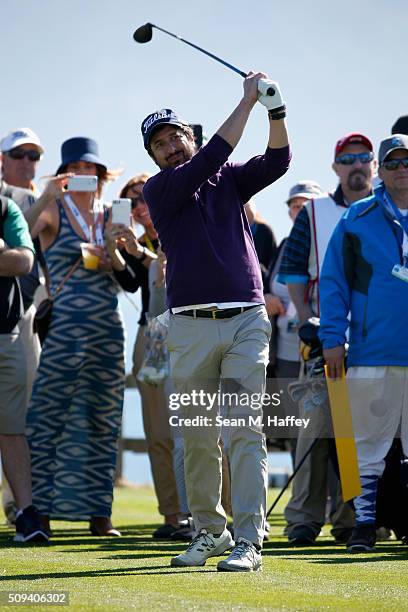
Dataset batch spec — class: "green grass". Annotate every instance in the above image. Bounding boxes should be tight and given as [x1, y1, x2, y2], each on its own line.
[1, 486, 408, 611]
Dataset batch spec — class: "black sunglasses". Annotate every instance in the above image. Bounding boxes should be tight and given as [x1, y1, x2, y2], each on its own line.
[335, 152, 374, 165]
[6, 148, 42, 162]
[381, 158, 408, 171]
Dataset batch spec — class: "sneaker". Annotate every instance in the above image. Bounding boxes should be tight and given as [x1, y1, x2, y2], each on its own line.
[347, 524, 376, 553]
[153, 523, 178, 539]
[227, 522, 270, 542]
[14, 505, 49, 543]
[332, 527, 353, 544]
[171, 518, 195, 542]
[288, 525, 316, 546]
[171, 528, 234, 567]
[217, 537, 262, 572]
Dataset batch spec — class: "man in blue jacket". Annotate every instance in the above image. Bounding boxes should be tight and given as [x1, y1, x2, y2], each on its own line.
[320, 134, 408, 552]
[141, 71, 290, 571]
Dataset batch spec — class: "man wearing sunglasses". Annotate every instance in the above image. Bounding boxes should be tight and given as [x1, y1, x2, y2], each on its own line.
[278, 133, 376, 547]
[0, 127, 44, 327]
[1, 128, 43, 193]
[0, 128, 44, 526]
[320, 134, 408, 552]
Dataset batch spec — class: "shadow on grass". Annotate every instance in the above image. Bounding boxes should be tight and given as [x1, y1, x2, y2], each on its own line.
[261, 541, 408, 562]
[3, 518, 407, 567]
[60, 540, 185, 549]
[0, 522, 187, 547]
[0, 522, 193, 558]
[0, 537, 187, 556]
[307, 545, 408, 564]
[1, 565, 213, 581]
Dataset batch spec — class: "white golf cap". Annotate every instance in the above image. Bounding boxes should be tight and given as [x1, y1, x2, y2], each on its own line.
[0, 127, 44, 154]
[286, 180, 324, 203]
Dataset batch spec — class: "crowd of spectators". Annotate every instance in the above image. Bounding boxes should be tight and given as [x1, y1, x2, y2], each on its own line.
[1, 101, 407, 567]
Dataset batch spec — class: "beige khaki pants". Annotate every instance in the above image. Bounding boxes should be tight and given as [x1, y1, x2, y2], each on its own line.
[2, 306, 41, 509]
[284, 436, 355, 538]
[167, 305, 270, 547]
[132, 325, 179, 516]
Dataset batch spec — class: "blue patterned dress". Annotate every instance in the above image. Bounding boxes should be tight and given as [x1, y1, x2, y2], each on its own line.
[27, 200, 125, 519]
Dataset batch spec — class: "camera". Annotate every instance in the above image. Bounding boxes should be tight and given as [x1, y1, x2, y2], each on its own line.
[67, 175, 98, 192]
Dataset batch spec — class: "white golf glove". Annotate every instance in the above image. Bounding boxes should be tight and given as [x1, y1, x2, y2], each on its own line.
[257, 79, 286, 117]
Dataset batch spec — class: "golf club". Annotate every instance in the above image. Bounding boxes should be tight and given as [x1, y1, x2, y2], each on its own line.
[133, 22, 275, 95]
[266, 438, 319, 519]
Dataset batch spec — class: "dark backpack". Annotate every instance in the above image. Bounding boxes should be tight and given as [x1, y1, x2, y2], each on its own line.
[0, 196, 24, 333]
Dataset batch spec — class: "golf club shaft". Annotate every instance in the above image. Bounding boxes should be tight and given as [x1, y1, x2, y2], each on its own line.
[265, 438, 319, 519]
[151, 23, 247, 78]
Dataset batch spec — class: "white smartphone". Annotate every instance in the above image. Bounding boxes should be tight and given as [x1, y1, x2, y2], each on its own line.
[67, 175, 98, 192]
[111, 198, 131, 225]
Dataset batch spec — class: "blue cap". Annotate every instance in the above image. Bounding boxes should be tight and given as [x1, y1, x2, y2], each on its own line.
[57, 137, 107, 174]
[378, 134, 408, 165]
[141, 109, 187, 150]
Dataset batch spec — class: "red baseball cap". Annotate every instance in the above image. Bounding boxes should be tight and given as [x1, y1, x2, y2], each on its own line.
[335, 133, 373, 158]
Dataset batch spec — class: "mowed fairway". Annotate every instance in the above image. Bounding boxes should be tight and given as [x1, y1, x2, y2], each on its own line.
[1, 486, 408, 611]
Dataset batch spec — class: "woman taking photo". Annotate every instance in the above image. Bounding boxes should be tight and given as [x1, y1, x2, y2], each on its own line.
[25, 137, 148, 536]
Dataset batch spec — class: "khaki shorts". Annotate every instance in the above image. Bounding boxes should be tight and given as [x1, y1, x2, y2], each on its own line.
[0, 333, 28, 434]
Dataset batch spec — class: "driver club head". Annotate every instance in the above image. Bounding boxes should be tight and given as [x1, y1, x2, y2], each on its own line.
[133, 23, 153, 43]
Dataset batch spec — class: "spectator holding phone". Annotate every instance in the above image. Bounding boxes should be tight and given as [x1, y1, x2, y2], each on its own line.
[105, 174, 183, 540]
[24, 137, 127, 537]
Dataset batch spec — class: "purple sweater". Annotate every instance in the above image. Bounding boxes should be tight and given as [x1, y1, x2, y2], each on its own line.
[143, 134, 290, 308]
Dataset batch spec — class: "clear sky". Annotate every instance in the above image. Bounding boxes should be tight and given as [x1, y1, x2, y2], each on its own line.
[1, 0, 407, 241]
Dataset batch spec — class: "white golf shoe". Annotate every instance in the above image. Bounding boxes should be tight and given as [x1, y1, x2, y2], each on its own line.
[217, 537, 262, 572]
[171, 528, 234, 567]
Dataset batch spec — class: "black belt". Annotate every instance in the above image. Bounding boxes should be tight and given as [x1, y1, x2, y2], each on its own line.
[174, 305, 258, 320]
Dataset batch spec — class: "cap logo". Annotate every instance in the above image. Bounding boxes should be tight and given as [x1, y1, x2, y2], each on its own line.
[143, 110, 173, 134]
[12, 130, 30, 139]
[391, 137, 403, 147]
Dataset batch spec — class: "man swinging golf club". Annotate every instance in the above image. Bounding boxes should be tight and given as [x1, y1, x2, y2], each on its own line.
[141, 71, 290, 571]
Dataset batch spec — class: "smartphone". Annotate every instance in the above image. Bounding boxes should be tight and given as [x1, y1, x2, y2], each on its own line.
[67, 175, 98, 192]
[111, 198, 131, 225]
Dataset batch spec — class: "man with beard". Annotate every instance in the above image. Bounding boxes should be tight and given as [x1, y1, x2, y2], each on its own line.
[278, 133, 376, 546]
[320, 134, 408, 552]
[141, 71, 290, 571]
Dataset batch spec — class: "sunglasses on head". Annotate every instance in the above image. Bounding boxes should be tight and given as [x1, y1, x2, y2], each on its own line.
[381, 157, 408, 171]
[6, 148, 42, 162]
[335, 152, 374, 165]
[130, 195, 145, 209]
